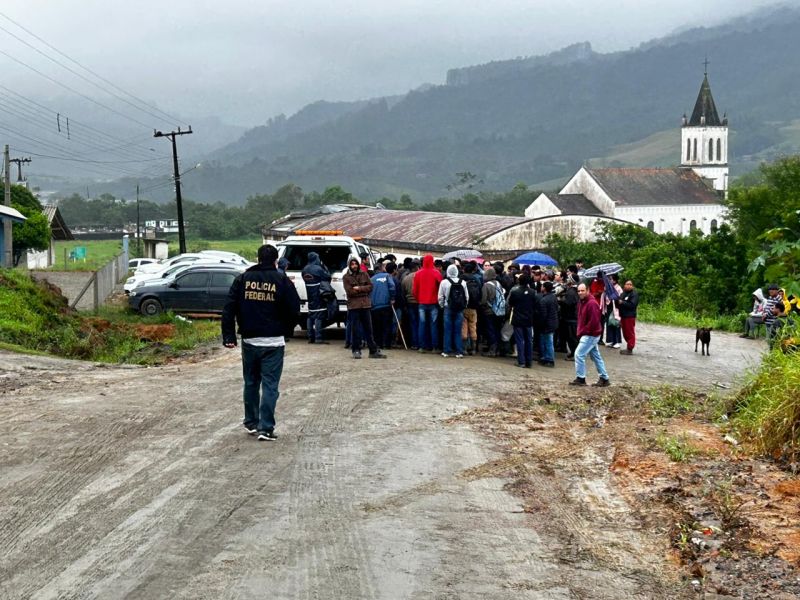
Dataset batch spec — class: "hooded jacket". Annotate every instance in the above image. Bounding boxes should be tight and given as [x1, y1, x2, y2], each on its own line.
[538, 290, 559, 333]
[401, 270, 418, 304]
[222, 263, 300, 344]
[301, 252, 331, 311]
[508, 284, 536, 327]
[343, 257, 373, 310]
[749, 288, 766, 317]
[480, 268, 503, 316]
[438, 264, 469, 310]
[412, 255, 442, 305]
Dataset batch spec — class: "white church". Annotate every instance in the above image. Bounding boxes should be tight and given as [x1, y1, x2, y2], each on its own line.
[525, 72, 729, 236]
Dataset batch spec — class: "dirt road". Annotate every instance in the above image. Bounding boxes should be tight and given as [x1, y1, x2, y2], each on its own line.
[0, 324, 764, 599]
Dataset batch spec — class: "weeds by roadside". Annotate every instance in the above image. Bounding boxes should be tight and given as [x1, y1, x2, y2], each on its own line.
[656, 433, 701, 462]
[638, 302, 746, 333]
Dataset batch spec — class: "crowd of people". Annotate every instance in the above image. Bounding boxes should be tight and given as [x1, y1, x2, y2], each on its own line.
[302, 251, 641, 387]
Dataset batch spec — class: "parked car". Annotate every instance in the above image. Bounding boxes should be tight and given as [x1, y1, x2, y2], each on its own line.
[125, 257, 246, 294]
[132, 251, 250, 276]
[276, 233, 374, 326]
[128, 264, 246, 316]
[128, 258, 158, 270]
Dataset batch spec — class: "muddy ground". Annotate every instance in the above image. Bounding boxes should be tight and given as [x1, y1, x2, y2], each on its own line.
[0, 323, 792, 599]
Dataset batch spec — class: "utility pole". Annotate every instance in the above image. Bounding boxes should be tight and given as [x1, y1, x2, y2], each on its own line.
[3, 145, 11, 268]
[10, 157, 32, 184]
[153, 126, 192, 254]
[136, 183, 141, 256]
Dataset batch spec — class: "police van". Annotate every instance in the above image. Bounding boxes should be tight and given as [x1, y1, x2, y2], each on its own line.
[275, 231, 375, 326]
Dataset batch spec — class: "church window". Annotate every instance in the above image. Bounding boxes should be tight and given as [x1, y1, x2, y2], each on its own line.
[716, 138, 722, 161]
[647, 221, 655, 231]
[693, 139, 697, 161]
[710, 219, 718, 232]
[686, 139, 691, 161]
[709, 139, 714, 161]
[690, 220, 697, 232]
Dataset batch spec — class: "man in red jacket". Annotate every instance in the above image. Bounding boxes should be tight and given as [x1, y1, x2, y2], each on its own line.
[570, 283, 610, 387]
[412, 254, 443, 352]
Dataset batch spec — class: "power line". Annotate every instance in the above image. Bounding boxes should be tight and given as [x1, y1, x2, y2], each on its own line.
[0, 10, 187, 127]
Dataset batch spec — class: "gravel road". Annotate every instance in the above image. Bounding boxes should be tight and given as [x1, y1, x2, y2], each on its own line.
[0, 324, 764, 599]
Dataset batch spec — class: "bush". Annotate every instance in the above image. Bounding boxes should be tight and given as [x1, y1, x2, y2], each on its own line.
[731, 335, 800, 461]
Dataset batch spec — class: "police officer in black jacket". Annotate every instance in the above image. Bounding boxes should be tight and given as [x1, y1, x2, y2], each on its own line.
[222, 244, 300, 441]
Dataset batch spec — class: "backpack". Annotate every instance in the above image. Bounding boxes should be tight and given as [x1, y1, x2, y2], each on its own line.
[465, 277, 481, 309]
[447, 278, 468, 312]
[489, 281, 507, 317]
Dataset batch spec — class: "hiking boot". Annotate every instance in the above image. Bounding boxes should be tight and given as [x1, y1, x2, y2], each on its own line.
[257, 430, 278, 441]
[243, 423, 258, 436]
[352, 350, 362, 359]
[369, 350, 387, 359]
[569, 377, 587, 386]
[592, 377, 610, 387]
[619, 349, 633, 355]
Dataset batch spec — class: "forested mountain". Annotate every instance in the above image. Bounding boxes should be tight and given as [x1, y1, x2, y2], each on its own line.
[80, 4, 800, 205]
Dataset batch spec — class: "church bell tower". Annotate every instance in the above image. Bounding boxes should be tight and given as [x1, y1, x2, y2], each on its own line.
[680, 64, 729, 194]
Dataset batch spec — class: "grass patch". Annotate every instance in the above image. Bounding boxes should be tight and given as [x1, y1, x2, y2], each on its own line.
[656, 433, 701, 462]
[47, 239, 126, 271]
[638, 301, 745, 333]
[648, 385, 698, 419]
[1, 269, 220, 364]
[731, 341, 800, 461]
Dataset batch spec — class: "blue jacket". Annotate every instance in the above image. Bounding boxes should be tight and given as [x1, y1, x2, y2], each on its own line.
[301, 252, 331, 311]
[370, 271, 396, 309]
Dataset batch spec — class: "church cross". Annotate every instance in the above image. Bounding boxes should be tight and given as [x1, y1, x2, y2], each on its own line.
[703, 57, 710, 76]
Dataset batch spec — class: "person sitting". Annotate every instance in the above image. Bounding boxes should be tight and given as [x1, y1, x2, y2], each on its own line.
[740, 288, 767, 339]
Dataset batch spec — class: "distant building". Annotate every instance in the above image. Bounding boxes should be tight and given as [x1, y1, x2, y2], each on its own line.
[525, 71, 729, 236]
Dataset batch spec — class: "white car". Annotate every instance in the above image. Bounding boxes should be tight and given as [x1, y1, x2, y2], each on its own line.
[276, 234, 374, 326]
[133, 251, 250, 276]
[128, 258, 158, 270]
[125, 255, 250, 294]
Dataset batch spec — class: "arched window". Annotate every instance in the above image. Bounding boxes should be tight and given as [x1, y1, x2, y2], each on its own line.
[709, 139, 714, 161]
[716, 138, 722, 161]
[690, 220, 697, 232]
[710, 219, 718, 232]
[686, 139, 691, 161]
[693, 138, 698, 161]
[647, 221, 655, 231]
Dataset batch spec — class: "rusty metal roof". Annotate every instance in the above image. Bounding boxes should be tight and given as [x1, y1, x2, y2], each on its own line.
[266, 208, 531, 250]
[587, 168, 721, 206]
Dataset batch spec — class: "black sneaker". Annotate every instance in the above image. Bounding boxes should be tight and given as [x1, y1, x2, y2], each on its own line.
[243, 423, 258, 435]
[569, 377, 587, 386]
[592, 377, 610, 387]
[258, 430, 278, 441]
[352, 350, 362, 359]
[307, 339, 315, 344]
[369, 350, 387, 359]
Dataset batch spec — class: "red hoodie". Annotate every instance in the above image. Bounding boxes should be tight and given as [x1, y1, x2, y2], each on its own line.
[412, 254, 442, 305]
[577, 294, 603, 338]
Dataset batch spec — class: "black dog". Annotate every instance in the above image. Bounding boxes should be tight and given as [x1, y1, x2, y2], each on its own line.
[695, 327, 712, 356]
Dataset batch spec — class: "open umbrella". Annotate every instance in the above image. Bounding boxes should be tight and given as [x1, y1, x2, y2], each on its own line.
[513, 251, 558, 267]
[583, 262, 624, 278]
[442, 249, 482, 261]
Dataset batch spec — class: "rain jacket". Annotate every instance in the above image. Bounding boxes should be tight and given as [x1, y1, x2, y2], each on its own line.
[401, 271, 418, 305]
[301, 252, 331, 312]
[508, 284, 536, 327]
[412, 255, 442, 305]
[618, 287, 639, 318]
[749, 288, 766, 317]
[370, 270, 396, 309]
[538, 290, 560, 333]
[480, 268, 503, 316]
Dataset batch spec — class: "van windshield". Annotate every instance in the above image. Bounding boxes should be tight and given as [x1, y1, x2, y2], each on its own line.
[282, 245, 352, 273]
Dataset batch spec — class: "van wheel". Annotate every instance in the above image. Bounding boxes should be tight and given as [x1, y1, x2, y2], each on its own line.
[140, 298, 163, 316]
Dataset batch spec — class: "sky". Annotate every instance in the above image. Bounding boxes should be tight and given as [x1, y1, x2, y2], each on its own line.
[0, 0, 791, 129]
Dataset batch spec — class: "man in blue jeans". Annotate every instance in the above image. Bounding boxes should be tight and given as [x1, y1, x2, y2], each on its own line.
[412, 254, 443, 352]
[437, 264, 468, 357]
[222, 244, 300, 441]
[570, 283, 610, 387]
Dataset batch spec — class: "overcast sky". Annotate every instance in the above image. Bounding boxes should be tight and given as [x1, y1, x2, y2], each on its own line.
[0, 0, 792, 128]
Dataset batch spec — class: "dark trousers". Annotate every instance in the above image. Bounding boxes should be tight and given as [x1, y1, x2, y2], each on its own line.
[371, 306, 393, 348]
[241, 343, 285, 433]
[348, 308, 377, 353]
[513, 326, 532, 366]
[405, 304, 419, 348]
[563, 320, 578, 355]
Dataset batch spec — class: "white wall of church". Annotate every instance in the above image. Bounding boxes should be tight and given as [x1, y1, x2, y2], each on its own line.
[559, 168, 614, 215]
[524, 193, 560, 218]
[614, 204, 727, 235]
[681, 125, 728, 191]
[482, 215, 623, 249]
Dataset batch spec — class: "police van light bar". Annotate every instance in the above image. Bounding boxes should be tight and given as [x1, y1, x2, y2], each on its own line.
[294, 230, 344, 236]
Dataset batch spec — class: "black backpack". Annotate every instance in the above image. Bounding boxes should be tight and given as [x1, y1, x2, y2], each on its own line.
[447, 278, 468, 312]
[465, 277, 481, 309]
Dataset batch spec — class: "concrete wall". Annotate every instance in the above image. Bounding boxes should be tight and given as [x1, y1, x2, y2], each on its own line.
[481, 215, 622, 249]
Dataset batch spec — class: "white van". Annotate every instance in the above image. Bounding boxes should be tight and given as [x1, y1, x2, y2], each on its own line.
[276, 233, 375, 326]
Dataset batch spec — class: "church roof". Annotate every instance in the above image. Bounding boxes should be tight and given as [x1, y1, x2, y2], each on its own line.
[586, 168, 721, 206]
[688, 74, 722, 127]
[548, 193, 603, 216]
